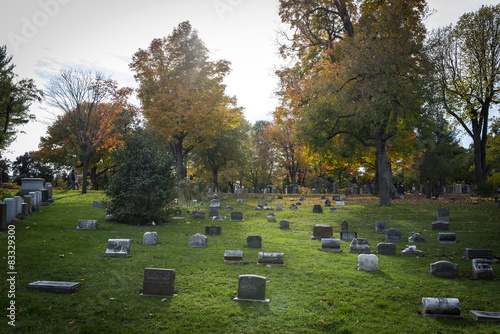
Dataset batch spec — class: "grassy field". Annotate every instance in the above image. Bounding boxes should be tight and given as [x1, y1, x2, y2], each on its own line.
[1, 190, 499, 333]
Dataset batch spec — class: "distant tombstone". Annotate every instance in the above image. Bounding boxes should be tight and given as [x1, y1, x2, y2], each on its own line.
[212, 216, 227, 221]
[437, 208, 450, 222]
[349, 238, 371, 254]
[289, 204, 298, 211]
[265, 198, 272, 203]
[27, 281, 81, 294]
[275, 204, 283, 211]
[92, 201, 103, 208]
[104, 239, 131, 257]
[279, 220, 290, 230]
[421, 297, 461, 318]
[234, 274, 269, 302]
[209, 207, 219, 217]
[142, 268, 176, 297]
[20, 202, 28, 217]
[465, 248, 494, 259]
[472, 258, 494, 280]
[438, 233, 456, 244]
[312, 205, 323, 213]
[76, 220, 97, 230]
[224, 205, 233, 211]
[340, 230, 357, 241]
[45, 183, 54, 202]
[336, 201, 345, 206]
[23, 195, 32, 215]
[105, 214, 117, 222]
[191, 210, 205, 220]
[324, 199, 331, 207]
[430, 261, 459, 279]
[3, 198, 15, 223]
[204, 225, 221, 236]
[469, 310, 500, 323]
[236, 199, 243, 204]
[0, 203, 7, 231]
[246, 235, 262, 248]
[258, 252, 285, 266]
[230, 211, 244, 221]
[377, 243, 396, 256]
[29, 192, 37, 211]
[19, 178, 44, 195]
[463, 184, 471, 193]
[385, 228, 401, 243]
[312, 224, 333, 240]
[13, 196, 22, 218]
[189, 233, 207, 248]
[432, 221, 449, 230]
[143, 232, 158, 245]
[375, 221, 386, 233]
[340, 220, 348, 231]
[299, 196, 305, 201]
[224, 250, 244, 264]
[357, 254, 378, 272]
[266, 212, 276, 222]
[330, 208, 337, 213]
[408, 232, 426, 244]
[209, 201, 221, 209]
[321, 238, 341, 252]
[401, 245, 422, 257]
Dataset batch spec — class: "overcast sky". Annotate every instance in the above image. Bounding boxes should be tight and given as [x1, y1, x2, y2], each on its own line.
[0, 0, 498, 161]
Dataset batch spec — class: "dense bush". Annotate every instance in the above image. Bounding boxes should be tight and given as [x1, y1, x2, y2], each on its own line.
[104, 130, 178, 224]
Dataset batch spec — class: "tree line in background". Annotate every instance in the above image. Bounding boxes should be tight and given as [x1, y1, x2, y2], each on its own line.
[0, 2, 499, 214]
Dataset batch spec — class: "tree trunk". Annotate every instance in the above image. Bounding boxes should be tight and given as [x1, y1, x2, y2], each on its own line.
[81, 161, 89, 194]
[169, 141, 186, 182]
[91, 166, 98, 190]
[376, 139, 391, 206]
[473, 137, 487, 186]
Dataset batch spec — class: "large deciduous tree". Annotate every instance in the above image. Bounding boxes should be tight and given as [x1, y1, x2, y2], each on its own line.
[427, 4, 500, 187]
[129, 21, 242, 182]
[0, 45, 42, 150]
[44, 69, 133, 194]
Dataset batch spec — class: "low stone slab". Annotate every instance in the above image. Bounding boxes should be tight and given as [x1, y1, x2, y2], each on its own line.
[430, 261, 459, 279]
[103, 239, 132, 257]
[224, 250, 244, 264]
[321, 238, 341, 252]
[421, 297, 461, 318]
[27, 281, 81, 294]
[340, 230, 357, 241]
[335, 201, 345, 206]
[469, 310, 500, 323]
[205, 226, 222, 236]
[349, 238, 371, 254]
[234, 274, 269, 303]
[465, 248, 494, 259]
[191, 210, 205, 220]
[142, 268, 176, 297]
[377, 243, 396, 256]
[76, 220, 97, 230]
[258, 252, 285, 266]
[230, 211, 243, 221]
[438, 233, 456, 244]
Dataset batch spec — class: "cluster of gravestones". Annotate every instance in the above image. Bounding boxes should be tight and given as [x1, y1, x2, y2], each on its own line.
[0, 178, 54, 231]
[24, 196, 499, 320]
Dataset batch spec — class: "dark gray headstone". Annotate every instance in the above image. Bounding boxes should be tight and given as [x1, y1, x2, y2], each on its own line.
[266, 212, 276, 222]
[312, 205, 323, 213]
[465, 248, 494, 259]
[472, 258, 494, 280]
[432, 220, 449, 230]
[205, 225, 222, 236]
[408, 232, 426, 244]
[321, 238, 341, 252]
[76, 220, 97, 230]
[438, 233, 456, 243]
[246, 235, 262, 248]
[340, 220, 348, 231]
[430, 261, 459, 279]
[289, 204, 298, 211]
[209, 207, 219, 217]
[437, 208, 450, 222]
[142, 268, 176, 297]
[230, 211, 243, 221]
[375, 221, 386, 233]
[192, 210, 205, 220]
[258, 252, 285, 265]
[235, 274, 269, 302]
[189, 233, 207, 248]
[0, 203, 7, 231]
[275, 204, 283, 211]
[340, 230, 357, 241]
[279, 220, 289, 230]
[330, 208, 337, 213]
[385, 228, 401, 243]
[377, 243, 396, 256]
[349, 238, 371, 254]
[312, 225, 333, 240]
[27, 281, 81, 294]
[469, 310, 500, 323]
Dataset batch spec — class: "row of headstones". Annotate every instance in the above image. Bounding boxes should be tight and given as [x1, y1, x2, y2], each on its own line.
[0, 189, 52, 231]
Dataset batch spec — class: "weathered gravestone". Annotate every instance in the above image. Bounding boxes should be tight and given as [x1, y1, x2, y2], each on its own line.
[430, 261, 459, 279]
[224, 205, 233, 211]
[230, 211, 243, 221]
[377, 243, 396, 256]
[321, 238, 341, 252]
[142, 268, 176, 297]
[330, 208, 337, 213]
[276, 204, 283, 211]
[312, 224, 333, 240]
[438, 232, 456, 243]
[143, 232, 158, 245]
[236, 199, 243, 204]
[13, 196, 22, 218]
[209, 207, 219, 218]
[324, 199, 331, 207]
[408, 232, 426, 243]
[246, 235, 262, 248]
[437, 208, 450, 222]
[210, 201, 221, 209]
[401, 245, 422, 257]
[192, 210, 205, 220]
[189, 233, 207, 248]
[375, 221, 386, 233]
[349, 238, 371, 254]
[224, 250, 244, 264]
[267, 212, 276, 222]
[432, 220, 450, 230]
[92, 201, 103, 208]
[312, 205, 323, 213]
[3, 198, 15, 224]
[27, 281, 81, 294]
[23, 195, 32, 215]
[336, 201, 345, 206]
[386, 228, 401, 243]
[299, 196, 305, 201]
[234, 274, 269, 302]
[465, 248, 494, 259]
[0, 203, 7, 231]
[340, 230, 357, 241]
[104, 239, 132, 257]
[472, 258, 494, 280]
[258, 252, 285, 266]
[289, 204, 298, 211]
[469, 310, 500, 323]
[76, 220, 97, 230]
[358, 254, 378, 272]
[279, 220, 289, 230]
[340, 220, 348, 231]
[204, 226, 222, 236]
[421, 297, 461, 318]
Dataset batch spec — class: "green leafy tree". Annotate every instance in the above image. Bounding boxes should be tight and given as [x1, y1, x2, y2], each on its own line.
[11, 151, 54, 184]
[427, 4, 500, 187]
[0, 45, 42, 149]
[105, 130, 178, 225]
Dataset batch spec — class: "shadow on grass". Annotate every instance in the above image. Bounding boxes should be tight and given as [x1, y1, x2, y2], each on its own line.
[235, 300, 272, 314]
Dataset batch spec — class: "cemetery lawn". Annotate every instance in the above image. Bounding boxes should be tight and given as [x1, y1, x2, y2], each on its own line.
[2, 191, 500, 334]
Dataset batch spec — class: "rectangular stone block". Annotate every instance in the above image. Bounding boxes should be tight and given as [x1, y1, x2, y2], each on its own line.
[235, 274, 269, 302]
[142, 268, 176, 297]
[465, 248, 494, 259]
[27, 281, 81, 294]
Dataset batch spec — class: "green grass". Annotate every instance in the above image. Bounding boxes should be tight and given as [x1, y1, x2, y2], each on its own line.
[1, 191, 499, 333]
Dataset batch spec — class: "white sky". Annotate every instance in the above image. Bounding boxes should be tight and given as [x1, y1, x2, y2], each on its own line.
[0, 0, 498, 162]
